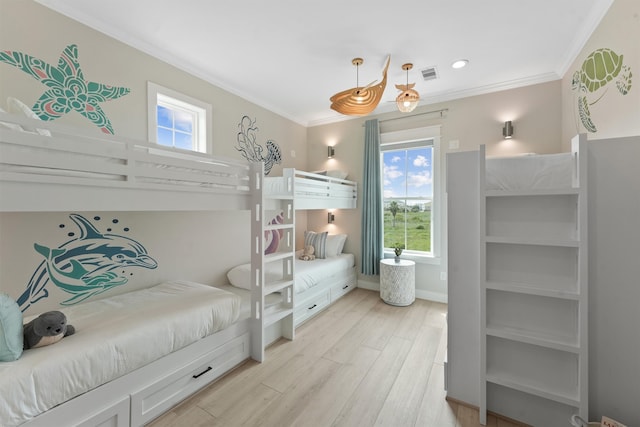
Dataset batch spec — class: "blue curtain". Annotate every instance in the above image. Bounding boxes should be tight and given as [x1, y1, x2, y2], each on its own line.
[361, 119, 383, 275]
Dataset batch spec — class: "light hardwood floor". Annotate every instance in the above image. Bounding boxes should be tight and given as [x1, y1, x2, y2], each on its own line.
[148, 288, 523, 427]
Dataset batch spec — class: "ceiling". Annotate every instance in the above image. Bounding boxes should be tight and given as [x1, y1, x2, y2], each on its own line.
[36, 0, 613, 127]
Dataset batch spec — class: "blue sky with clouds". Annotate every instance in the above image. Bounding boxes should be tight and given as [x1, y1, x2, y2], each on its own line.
[382, 147, 433, 200]
[157, 105, 193, 150]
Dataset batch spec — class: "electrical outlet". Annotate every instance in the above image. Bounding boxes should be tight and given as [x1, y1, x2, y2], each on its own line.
[440, 272, 447, 281]
[290, 150, 296, 158]
[448, 140, 459, 150]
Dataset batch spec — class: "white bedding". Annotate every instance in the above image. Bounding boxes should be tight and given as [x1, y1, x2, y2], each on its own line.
[485, 152, 573, 190]
[0, 280, 240, 427]
[227, 252, 355, 294]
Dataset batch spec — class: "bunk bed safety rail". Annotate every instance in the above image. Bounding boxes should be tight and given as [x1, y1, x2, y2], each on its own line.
[0, 112, 252, 211]
[290, 169, 357, 209]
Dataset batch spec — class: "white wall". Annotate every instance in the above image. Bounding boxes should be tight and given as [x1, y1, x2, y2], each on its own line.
[561, 0, 640, 146]
[0, 0, 310, 314]
[587, 136, 640, 426]
[0, 211, 251, 316]
[307, 81, 563, 302]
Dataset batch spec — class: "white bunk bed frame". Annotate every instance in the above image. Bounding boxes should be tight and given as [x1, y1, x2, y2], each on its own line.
[446, 135, 587, 426]
[249, 168, 357, 361]
[0, 111, 251, 213]
[0, 112, 358, 426]
[0, 113, 256, 427]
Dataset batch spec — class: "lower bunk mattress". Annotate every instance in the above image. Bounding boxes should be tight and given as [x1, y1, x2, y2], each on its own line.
[0, 280, 241, 427]
[226, 252, 355, 294]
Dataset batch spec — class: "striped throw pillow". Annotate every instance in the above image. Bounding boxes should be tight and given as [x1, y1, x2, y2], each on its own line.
[303, 230, 328, 259]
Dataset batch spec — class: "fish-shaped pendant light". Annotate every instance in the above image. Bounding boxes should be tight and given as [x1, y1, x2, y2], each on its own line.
[330, 56, 390, 116]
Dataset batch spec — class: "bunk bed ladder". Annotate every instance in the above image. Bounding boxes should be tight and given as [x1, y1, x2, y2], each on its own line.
[479, 136, 588, 425]
[250, 164, 296, 362]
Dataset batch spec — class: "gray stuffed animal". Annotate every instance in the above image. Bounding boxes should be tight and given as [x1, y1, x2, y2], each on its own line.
[23, 311, 75, 350]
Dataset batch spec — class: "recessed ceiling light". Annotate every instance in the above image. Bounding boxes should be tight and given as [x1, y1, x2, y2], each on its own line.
[451, 59, 469, 69]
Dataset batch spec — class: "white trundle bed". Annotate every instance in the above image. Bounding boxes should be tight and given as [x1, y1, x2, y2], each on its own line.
[228, 251, 357, 327]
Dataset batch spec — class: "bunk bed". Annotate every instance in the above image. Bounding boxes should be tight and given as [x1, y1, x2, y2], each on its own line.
[0, 112, 258, 427]
[446, 135, 587, 426]
[0, 111, 359, 425]
[248, 168, 358, 361]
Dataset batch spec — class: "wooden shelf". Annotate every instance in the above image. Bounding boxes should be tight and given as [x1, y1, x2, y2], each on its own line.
[485, 326, 579, 353]
[264, 305, 294, 327]
[485, 281, 579, 300]
[264, 223, 293, 231]
[264, 252, 294, 263]
[486, 373, 580, 407]
[485, 188, 579, 197]
[264, 279, 294, 296]
[485, 235, 579, 247]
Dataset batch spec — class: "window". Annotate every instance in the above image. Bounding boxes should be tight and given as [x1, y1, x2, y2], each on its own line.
[147, 82, 212, 153]
[381, 126, 440, 258]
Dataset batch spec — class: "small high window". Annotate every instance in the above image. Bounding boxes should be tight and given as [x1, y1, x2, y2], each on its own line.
[147, 82, 212, 153]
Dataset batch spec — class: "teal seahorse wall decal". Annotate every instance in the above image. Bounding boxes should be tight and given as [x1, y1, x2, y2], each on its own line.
[235, 116, 282, 175]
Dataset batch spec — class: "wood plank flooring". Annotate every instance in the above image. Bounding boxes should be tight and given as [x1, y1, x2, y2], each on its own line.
[148, 288, 523, 427]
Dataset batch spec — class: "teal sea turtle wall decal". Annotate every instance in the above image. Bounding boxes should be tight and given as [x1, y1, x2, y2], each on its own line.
[571, 48, 633, 133]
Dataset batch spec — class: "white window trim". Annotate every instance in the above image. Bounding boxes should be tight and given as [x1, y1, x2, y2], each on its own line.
[147, 81, 213, 154]
[380, 125, 442, 265]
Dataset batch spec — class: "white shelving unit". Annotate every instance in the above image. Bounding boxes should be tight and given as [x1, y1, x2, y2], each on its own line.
[250, 166, 295, 362]
[479, 135, 588, 426]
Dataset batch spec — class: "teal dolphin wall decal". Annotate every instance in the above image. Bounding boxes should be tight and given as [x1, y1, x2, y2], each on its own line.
[18, 214, 157, 311]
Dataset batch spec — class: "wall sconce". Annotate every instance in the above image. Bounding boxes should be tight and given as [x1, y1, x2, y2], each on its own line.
[503, 121, 514, 139]
[328, 146, 335, 158]
[327, 212, 335, 224]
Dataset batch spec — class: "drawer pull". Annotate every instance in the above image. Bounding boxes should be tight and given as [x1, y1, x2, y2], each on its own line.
[192, 366, 212, 379]
[308, 304, 317, 310]
[342, 285, 349, 290]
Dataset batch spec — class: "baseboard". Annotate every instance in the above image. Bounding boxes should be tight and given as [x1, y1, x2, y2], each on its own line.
[444, 397, 531, 427]
[416, 289, 448, 303]
[357, 280, 448, 304]
[356, 279, 379, 292]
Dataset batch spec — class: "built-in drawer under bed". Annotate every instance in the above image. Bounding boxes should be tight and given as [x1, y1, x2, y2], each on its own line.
[0, 280, 241, 427]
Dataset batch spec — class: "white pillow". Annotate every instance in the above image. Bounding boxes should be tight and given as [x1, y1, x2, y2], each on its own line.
[325, 234, 347, 257]
[227, 264, 251, 290]
[327, 170, 348, 180]
[6, 97, 51, 136]
[0, 106, 24, 132]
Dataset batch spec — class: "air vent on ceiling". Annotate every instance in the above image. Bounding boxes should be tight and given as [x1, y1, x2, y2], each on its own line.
[421, 66, 438, 81]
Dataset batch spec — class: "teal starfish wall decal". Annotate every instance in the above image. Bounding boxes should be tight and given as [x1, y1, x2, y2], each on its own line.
[0, 44, 130, 134]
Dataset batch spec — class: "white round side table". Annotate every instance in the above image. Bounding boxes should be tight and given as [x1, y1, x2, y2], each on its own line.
[379, 258, 416, 306]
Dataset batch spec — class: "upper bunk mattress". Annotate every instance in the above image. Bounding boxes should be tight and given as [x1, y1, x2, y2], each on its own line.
[0, 280, 240, 427]
[485, 152, 573, 190]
